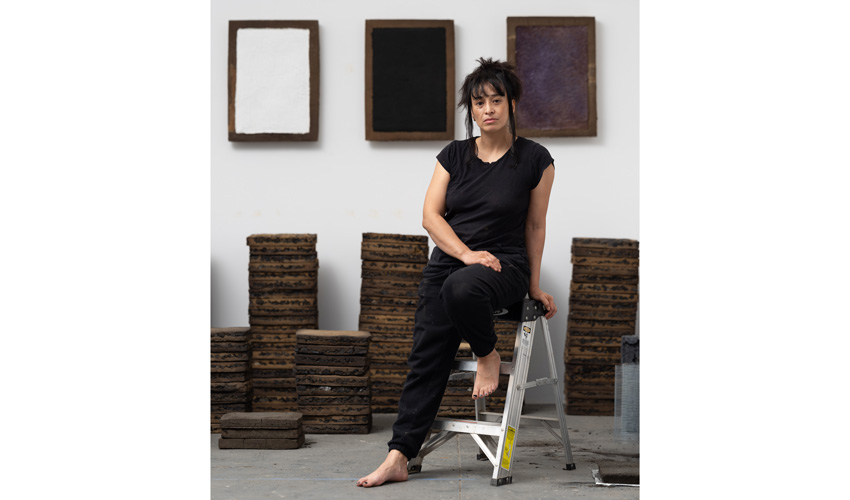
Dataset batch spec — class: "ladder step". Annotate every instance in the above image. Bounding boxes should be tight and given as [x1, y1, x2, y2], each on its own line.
[478, 411, 561, 423]
[431, 417, 502, 436]
[452, 359, 513, 375]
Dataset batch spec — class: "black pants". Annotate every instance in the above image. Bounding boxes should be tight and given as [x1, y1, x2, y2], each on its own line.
[387, 261, 529, 460]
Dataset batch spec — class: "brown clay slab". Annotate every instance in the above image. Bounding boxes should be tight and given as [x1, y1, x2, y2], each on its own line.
[211, 327, 250, 342]
[296, 404, 372, 416]
[220, 411, 302, 429]
[295, 374, 370, 387]
[297, 394, 371, 405]
[222, 428, 301, 439]
[295, 365, 368, 376]
[571, 237, 639, 249]
[295, 329, 371, 346]
[295, 344, 368, 356]
[218, 435, 304, 449]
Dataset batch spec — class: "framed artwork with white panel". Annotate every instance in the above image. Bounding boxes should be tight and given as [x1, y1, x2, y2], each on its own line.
[228, 20, 320, 141]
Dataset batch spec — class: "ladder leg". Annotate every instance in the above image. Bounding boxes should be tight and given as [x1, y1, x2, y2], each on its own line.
[540, 318, 576, 469]
[490, 318, 535, 486]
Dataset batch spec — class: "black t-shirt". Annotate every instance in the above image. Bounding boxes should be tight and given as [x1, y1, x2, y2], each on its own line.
[429, 136, 554, 271]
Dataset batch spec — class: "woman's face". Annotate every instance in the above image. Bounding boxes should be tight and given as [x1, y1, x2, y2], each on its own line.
[471, 83, 513, 134]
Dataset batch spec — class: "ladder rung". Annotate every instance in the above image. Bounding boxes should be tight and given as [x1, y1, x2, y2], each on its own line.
[452, 359, 513, 375]
[431, 417, 502, 436]
[478, 411, 560, 423]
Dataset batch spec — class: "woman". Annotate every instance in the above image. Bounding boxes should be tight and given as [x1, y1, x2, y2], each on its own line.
[357, 57, 557, 487]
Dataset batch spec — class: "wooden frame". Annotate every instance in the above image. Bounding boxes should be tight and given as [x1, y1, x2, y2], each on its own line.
[507, 17, 597, 137]
[365, 20, 455, 141]
[228, 20, 320, 142]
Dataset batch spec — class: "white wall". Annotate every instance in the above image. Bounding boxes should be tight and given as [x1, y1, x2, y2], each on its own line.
[211, 0, 639, 402]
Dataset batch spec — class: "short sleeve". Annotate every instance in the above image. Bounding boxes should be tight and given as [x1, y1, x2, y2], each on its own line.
[527, 141, 554, 189]
[436, 141, 458, 175]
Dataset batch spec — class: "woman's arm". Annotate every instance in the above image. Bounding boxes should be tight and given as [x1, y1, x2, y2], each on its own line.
[422, 161, 502, 272]
[525, 164, 557, 318]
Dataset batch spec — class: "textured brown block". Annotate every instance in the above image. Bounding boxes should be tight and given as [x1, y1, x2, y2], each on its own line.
[360, 287, 419, 299]
[252, 377, 296, 388]
[295, 344, 368, 356]
[571, 245, 639, 258]
[295, 365, 368, 377]
[361, 232, 428, 244]
[296, 385, 370, 396]
[571, 274, 639, 285]
[211, 341, 251, 353]
[296, 404, 372, 416]
[303, 423, 371, 434]
[252, 402, 299, 412]
[211, 372, 249, 383]
[596, 460, 639, 485]
[218, 435, 305, 449]
[252, 368, 296, 378]
[301, 414, 372, 425]
[295, 374, 370, 387]
[210, 361, 250, 373]
[211, 392, 252, 404]
[571, 256, 639, 267]
[568, 309, 637, 320]
[250, 316, 318, 328]
[295, 329, 371, 346]
[297, 394, 371, 405]
[212, 352, 250, 362]
[211, 327, 250, 342]
[571, 237, 639, 249]
[220, 411, 302, 429]
[210, 380, 252, 392]
[222, 428, 301, 439]
[294, 354, 367, 367]
[360, 294, 419, 308]
[569, 281, 639, 294]
[248, 261, 319, 273]
[247, 233, 317, 246]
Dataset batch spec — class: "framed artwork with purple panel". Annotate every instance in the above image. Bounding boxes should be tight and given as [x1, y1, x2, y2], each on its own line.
[507, 17, 597, 137]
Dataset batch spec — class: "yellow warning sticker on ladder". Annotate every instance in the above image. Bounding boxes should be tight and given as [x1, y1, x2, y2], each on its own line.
[501, 426, 517, 470]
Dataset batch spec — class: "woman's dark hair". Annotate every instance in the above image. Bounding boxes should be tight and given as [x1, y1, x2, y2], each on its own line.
[458, 57, 523, 167]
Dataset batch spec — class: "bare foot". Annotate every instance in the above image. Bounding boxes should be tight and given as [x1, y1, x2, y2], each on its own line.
[356, 449, 409, 487]
[472, 349, 501, 399]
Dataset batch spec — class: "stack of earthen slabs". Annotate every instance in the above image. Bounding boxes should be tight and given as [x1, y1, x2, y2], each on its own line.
[218, 412, 304, 450]
[295, 329, 372, 434]
[211, 327, 252, 433]
[564, 237, 639, 416]
[357, 233, 428, 413]
[247, 234, 319, 413]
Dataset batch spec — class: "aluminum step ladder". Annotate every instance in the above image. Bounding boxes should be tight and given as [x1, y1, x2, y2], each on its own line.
[407, 297, 576, 486]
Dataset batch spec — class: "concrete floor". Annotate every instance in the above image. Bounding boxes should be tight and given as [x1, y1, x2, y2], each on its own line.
[211, 407, 639, 499]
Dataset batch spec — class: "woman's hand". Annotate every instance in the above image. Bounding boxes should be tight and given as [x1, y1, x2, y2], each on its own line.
[460, 250, 501, 272]
[529, 286, 557, 319]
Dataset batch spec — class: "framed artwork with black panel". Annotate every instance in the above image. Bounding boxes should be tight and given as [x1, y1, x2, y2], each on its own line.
[365, 20, 455, 141]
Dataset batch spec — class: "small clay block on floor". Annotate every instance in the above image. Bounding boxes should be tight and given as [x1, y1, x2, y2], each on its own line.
[218, 435, 305, 450]
[295, 329, 371, 346]
[222, 428, 301, 439]
[220, 411, 302, 430]
[596, 460, 639, 485]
